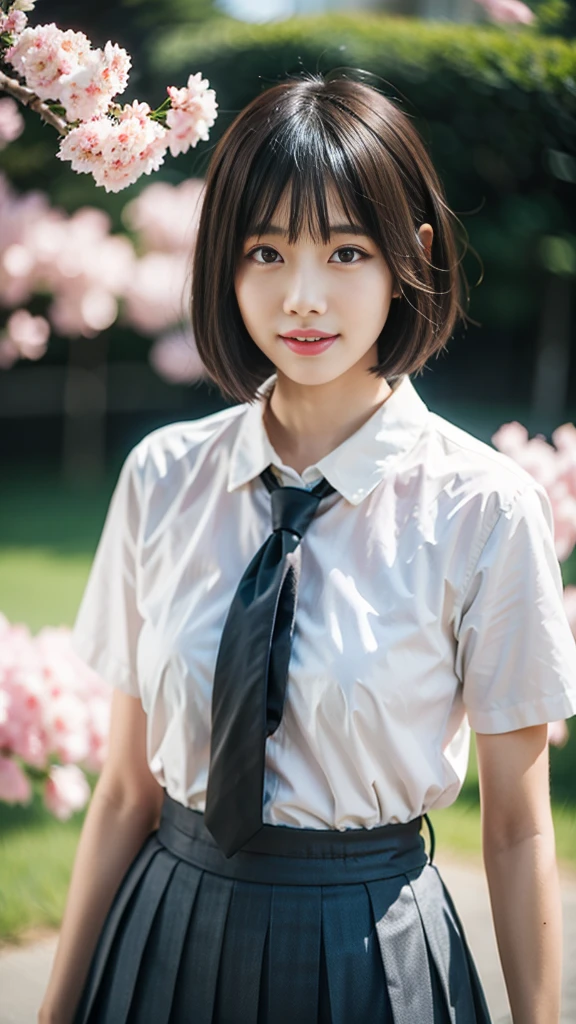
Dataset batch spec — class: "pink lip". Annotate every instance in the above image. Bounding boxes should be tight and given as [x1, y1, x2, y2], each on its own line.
[280, 330, 337, 339]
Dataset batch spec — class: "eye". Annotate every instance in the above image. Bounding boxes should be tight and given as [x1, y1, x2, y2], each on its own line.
[330, 246, 368, 264]
[247, 246, 282, 264]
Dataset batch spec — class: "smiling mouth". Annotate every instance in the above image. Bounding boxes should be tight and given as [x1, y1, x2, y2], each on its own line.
[281, 334, 339, 342]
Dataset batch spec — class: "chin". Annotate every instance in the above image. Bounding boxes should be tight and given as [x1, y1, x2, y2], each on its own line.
[279, 364, 350, 387]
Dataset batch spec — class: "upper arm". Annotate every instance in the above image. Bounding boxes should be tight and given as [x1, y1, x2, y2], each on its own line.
[96, 689, 164, 827]
[70, 445, 145, 700]
[476, 725, 553, 853]
[455, 484, 576, 734]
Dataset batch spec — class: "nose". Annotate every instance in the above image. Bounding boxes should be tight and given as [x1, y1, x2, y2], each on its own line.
[282, 266, 328, 318]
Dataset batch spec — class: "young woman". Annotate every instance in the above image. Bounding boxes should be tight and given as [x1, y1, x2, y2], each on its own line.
[40, 74, 576, 1024]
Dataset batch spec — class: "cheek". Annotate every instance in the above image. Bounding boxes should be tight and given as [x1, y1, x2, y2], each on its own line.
[235, 273, 274, 326]
[334, 265, 392, 318]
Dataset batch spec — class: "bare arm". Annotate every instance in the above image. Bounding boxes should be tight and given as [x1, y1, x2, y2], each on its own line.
[476, 724, 562, 1024]
[39, 690, 165, 1024]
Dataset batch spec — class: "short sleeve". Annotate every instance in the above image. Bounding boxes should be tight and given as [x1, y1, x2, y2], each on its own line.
[70, 445, 144, 698]
[454, 483, 576, 733]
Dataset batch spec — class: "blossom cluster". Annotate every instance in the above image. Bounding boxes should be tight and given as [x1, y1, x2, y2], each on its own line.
[0, 171, 207, 380]
[5, 24, 130, 120]
[0, 307, 49, 366]
[0, 613, 112, 818]
[492, 421, 576, 563]
[0, 1, 218, 192]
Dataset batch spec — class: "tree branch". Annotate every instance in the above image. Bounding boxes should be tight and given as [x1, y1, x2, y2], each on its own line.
[0, 68, 68, 135]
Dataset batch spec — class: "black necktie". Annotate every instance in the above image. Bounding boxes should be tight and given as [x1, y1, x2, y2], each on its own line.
[204, 466, 337, 857]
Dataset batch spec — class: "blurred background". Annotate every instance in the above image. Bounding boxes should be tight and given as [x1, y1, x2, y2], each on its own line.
[1, 0, 576, 953]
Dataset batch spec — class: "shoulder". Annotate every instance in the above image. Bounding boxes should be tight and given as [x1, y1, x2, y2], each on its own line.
[125, 401, 248, 491]
[420, 410, 554, 554]
[426, 410, 550, 506]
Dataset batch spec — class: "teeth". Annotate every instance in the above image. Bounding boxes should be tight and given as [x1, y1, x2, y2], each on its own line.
[289, 336, 328, 341]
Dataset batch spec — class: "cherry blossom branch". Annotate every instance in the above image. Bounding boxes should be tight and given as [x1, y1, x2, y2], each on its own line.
[0, 2, 218, 192]
[0, 67, 67, 134]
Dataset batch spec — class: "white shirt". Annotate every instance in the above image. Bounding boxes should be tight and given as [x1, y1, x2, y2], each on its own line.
[71, 373, 576, 829]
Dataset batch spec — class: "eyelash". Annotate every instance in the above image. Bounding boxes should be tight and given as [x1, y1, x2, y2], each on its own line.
[245, 245, 369, 265]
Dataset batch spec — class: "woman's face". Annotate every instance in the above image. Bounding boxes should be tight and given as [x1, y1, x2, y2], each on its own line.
[234, 186, 400, 390]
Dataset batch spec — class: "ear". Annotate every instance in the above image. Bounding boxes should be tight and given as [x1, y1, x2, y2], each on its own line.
[417, 223, 434, 261]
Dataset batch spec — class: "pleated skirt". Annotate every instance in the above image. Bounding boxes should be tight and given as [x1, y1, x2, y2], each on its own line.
[73, 792, 493, 1024]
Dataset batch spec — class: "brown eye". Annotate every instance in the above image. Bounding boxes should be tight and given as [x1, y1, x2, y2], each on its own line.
[249, 246, 281, 264]
[261, 248, 279, 263]
[330, 247, 366, 265]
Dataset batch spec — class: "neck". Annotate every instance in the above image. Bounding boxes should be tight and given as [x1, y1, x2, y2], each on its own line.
[263, 365, 395, 477]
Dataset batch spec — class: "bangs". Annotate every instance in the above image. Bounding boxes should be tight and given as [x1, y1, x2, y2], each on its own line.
[237, 120, 377, 247]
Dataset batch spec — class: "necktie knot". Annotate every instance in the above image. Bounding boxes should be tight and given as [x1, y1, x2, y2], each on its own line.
[270, 486, 322, 539]
[261, 465, 337, 540]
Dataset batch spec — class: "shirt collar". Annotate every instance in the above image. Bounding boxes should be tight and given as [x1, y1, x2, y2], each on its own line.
[227, 372, 430, 506]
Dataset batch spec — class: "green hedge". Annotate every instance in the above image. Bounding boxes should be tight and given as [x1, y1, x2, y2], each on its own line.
[154, 14, 576, 98]
[152, 14, 576, 333]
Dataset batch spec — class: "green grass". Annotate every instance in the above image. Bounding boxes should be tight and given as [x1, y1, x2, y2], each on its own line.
[1, 467, 575, 943]
[0, 549, 92, 633]
[0, 786, 90, 943]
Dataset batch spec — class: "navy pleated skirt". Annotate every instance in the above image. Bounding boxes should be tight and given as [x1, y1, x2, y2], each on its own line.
[73, 792, 492, 1024]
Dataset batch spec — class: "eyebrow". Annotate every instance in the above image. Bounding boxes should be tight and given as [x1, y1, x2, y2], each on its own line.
[249, 223, 370, 238]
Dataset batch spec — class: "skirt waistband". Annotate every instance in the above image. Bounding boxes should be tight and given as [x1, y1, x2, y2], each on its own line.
[157, 793, 432, 885]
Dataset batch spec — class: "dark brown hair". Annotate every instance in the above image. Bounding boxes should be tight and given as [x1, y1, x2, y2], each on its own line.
[191, 72, 471, 403]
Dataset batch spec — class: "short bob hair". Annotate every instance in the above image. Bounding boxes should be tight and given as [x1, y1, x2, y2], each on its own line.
[192, 73, 470, 404]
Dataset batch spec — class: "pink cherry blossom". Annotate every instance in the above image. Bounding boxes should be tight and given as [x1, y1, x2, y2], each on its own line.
[5, 307, 49, 357]
[55, 116, 112, 175]
[0, 174, 136, 343]
[490, 421, 529, 455]
[0, 172, 55, 306]
[35, 626, 111, 773]
[149, 327, 206, 384]
[166, 72, 218, 157]
[122, 178, 205, 253]
[546, 486, 576, 562]
[49, 286, 117, 336]
[0, 613, 113, 813]
[0, 97, 25, 149]
[123, 251, 189, 334]
[104, 41, 132, 94]
[0, 756, 32, 804]
[57, 105, 169, 193]
[44, 763, 91, 820]
[492, 421, 576, 562]
[98, 101, 169, 191]
[0, 9, 28, 37]
[58, 41, 131, 122]
[0, 614, 50, 768]
[473, 0, 535, 23]
[552, 422, 576, 452]
[36, 206, 134, 336]
[5, 24, 91, 101]
[36, 627, 92, 765]
[0, 306, 50, 368]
